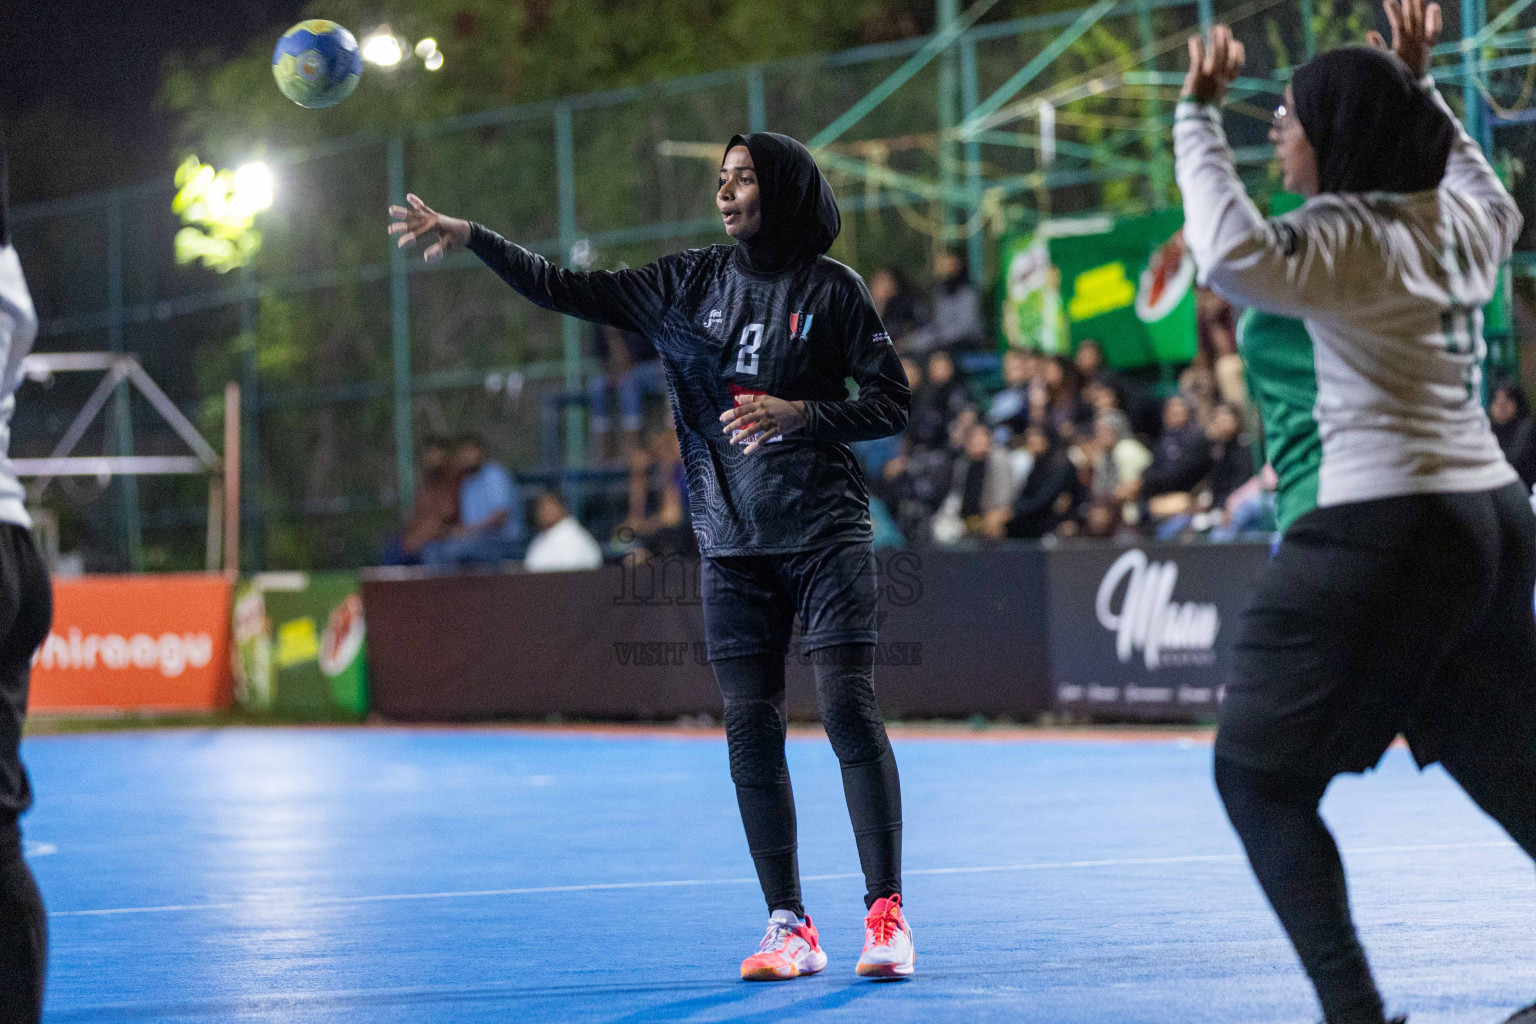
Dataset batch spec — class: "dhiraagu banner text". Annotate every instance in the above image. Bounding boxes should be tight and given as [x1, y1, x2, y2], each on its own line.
[998, 211, 1198, 368]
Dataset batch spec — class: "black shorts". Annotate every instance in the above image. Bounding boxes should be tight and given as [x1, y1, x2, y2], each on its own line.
[0, 524, 52, 822]
[702, 540, 879, 661]
[1217, 481, 1536, 779]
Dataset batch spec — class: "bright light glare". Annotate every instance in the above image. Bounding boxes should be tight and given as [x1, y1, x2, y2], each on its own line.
[424, 50, 444, 71]
[362, 32, 404, 67]
[415, 38, 438, 59]
[232, 163, 275, 216]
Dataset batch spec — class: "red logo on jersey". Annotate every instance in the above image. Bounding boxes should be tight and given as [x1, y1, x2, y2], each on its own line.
[789, 312, 814, 340]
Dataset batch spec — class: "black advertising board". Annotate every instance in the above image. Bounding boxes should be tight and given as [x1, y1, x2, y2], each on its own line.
[1044, 541, 1271, 719]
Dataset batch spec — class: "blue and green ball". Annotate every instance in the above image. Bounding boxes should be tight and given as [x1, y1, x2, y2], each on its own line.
[272, 20, 362, 109]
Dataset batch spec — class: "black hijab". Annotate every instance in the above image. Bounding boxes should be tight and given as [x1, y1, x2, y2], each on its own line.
[723, 132, 840, 274]
[1290, 46, 1454, 195]
[0, 134, 9, 248]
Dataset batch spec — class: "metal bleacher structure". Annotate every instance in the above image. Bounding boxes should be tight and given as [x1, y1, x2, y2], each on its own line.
[11, 0, 1535, 572]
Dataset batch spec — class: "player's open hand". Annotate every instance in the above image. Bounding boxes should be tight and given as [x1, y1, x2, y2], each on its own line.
[388, 194, 471, 263]
[719, 396, 808, 455]
[1366, 0, 1441, 78]
[1181, 24, 1245, 104]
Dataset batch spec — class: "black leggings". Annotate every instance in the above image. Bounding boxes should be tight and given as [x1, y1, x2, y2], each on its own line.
[715, 644, 901, 916]
[0, 821, 45, 1024]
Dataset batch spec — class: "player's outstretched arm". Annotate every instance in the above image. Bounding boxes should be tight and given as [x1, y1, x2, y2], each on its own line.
[388, 195, 675, 337]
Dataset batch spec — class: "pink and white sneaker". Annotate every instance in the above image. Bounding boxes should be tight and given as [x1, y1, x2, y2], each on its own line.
[856, 894, 914, 979]
[740, 909, 828, 981]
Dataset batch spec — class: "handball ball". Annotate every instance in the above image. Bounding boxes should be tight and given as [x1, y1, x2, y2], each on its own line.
[272, 20, 362, 109]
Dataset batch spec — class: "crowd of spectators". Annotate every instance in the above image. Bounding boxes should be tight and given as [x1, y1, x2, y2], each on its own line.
[849, 248, 1277, 547]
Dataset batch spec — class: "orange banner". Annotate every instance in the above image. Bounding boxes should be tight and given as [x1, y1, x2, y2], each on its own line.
[30, 574, 234, 712]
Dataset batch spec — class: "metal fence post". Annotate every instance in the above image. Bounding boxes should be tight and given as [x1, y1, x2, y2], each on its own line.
[387, 137, 415, 518]
[747, 66, 768, 133]
[1463, 0, 1487, 149]
[937, 0, 961, 250]
[960, 36, 986, 288]
[1197, 0, 1213, 35]
[1300, 0, 1317, 61]
[1137, 0, 1171, 208]
[554, 102, 586, 511]
[239, 263, 260, 572]
[106, 192, 143, 569]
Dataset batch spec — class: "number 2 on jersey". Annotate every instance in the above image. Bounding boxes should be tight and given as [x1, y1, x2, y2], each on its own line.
[735, 323, 765, 375]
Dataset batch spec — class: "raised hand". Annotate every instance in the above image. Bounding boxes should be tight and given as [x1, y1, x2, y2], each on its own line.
[1366, 0, 1442, 78]
[387, 194, 471, 263]
[1182, 24, 1246, 104]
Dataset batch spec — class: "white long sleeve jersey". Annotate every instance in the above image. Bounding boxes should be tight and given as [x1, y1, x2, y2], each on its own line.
[1173, 83, 1521, 515]
[0, 246, 36, 529]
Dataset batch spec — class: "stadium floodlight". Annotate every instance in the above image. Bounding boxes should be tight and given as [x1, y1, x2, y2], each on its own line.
[414, 38, 438, 59]
[362, 31, 404, 67]
[232, 162, 275, 217]
[424, 50, 444, 71]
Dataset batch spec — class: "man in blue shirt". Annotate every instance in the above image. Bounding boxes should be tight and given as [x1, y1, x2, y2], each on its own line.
[421, 435, 525, 566]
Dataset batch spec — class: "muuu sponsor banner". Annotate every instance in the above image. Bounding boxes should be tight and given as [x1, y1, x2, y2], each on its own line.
[1046, 542, 1270, 718]
[31, 574, 235, 712]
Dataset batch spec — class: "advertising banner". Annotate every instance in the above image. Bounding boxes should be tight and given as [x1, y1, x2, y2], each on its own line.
[1045, 542, 1271, 718]
[31, 574, 234, 712]
[998, 211, 1199, 368]
[234, 572, 368, 718]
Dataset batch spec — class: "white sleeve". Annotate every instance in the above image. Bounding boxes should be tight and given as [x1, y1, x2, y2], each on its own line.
[1423, 77, 1523, 262]
[1173, 101, 1357, 319]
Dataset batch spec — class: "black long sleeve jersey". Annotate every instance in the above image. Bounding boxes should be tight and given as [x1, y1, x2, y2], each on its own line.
[469, 225, 911, 556]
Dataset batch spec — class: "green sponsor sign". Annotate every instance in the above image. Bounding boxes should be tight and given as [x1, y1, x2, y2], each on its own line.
[234, 572, 368, 718]
[998, 210, 1199, 368]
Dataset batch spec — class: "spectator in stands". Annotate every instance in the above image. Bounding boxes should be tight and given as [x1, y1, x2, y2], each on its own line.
[933, 422, 1014, 543]
[1089, 410, 1153, 505]
[524, 491, 603, 572]
[1491, 380, 1536, 486]
[985, 348, 1037, 437]
[868, 267, 923, 346]
[1135, 395, 1212, 525]
[1039, 356, 1085, 438]
[907, 247, 987, 353]
[1005, 427, 1084, 539]
[1205, 403, 1255, 511]
[1179, 361, 1218, 426]
[385, 436, 461, 565]
[909, 349, 969, 451]
[422, 435, 525, 567]
[1079, 497, 1130, 540]
[588, 319, 664, 464]
[621, 429, 694, 558]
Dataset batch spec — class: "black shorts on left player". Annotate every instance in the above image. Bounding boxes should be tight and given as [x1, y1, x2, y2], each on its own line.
[703, 540, 900, 915]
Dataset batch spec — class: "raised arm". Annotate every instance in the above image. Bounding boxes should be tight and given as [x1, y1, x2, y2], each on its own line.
[389, 194, 675, 337]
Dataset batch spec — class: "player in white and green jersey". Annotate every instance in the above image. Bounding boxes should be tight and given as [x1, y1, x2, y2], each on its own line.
[1177, 5, 1536, 1024]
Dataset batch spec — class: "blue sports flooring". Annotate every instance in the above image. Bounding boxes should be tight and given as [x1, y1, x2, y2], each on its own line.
[18, 727, 1536, 1023]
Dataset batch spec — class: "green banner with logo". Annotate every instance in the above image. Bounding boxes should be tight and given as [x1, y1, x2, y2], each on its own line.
[234, 572, 368, 718]
[998, 210, 1198, 368]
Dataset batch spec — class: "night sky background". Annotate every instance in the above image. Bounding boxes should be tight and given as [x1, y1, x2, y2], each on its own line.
[3, 0, 308, 203]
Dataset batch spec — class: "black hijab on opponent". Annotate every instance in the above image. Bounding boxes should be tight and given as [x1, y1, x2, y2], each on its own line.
[1290, 46, 1455, 194]
[723, 132, 840, 274]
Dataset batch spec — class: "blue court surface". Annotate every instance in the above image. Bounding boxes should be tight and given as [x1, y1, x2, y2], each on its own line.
[19, 727, 1536, 1023]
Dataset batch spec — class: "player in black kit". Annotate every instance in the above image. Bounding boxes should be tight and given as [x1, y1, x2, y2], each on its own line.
[390, 131, 915, 980]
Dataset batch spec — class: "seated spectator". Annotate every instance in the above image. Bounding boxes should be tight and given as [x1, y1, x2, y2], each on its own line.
[524, 492, 603, 572]
[907, 248, 987, 354]
[868, 267, 923, 345]
[933, 422, 1014, 543]
[1079, 497, 1132, 540]
[1075, 337, 1128, 414]
[909, 349, 969, 451]
[621, 429, 694, 557]
[985, 348, 1037, 437]
[384, 436, 459, 566]
[1089, 410, 1153, 504]
[1205, 403, 1255, 511]
[1138, 396, 1210, 501]
[1491, 380, 1536, 486]
[1005, 427, 1084, 539]
[421, 435, 525, 567]
[1178, 361, 1218, 425]
[588, 320, 665, 464]
[1039, 356, 1086, 438]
